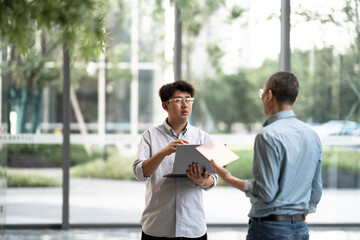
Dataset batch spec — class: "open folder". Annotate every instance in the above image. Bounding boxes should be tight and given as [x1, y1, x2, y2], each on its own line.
[195, 139, 239, 166]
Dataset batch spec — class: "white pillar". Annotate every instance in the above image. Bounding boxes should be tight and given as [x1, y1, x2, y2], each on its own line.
[0, 48, 2, 134]
[174, 4, 182, 81]
[152, 1, 174, 125]
[98, 53, 106, 142]
[130, 0, 139, 137]
[280, 0, 291, 71]
[164, 1, 175, 83]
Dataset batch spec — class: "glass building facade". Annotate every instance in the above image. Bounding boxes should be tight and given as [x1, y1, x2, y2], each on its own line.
[1, 0, 359, 230]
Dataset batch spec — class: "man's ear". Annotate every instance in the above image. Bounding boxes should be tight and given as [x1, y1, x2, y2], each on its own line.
[267, 89, 274, 102]
[162, 102, 168, 111]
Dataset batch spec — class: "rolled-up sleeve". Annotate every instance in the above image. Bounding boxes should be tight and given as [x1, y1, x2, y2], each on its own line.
[246, 134, 280, 202]
[308, 153, 322, 213]
[201, 174, 218, 191]
[244, 179, 254, 194]
[133, 159, 151, 181]
[132, 131, 152, 181]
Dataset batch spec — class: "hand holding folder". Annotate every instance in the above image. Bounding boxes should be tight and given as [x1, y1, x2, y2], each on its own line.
[195, 139, 239, 167]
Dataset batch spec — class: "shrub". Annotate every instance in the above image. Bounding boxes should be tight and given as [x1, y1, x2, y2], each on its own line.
[7, 172, 61, 187]
[322, 147, 360, 175]
[227, 148, 254, 179]
[70, 147, 135, 180]
[7, 144, 101, 166]
[218, 147, 360, 186]
[6, 145, 360, 187]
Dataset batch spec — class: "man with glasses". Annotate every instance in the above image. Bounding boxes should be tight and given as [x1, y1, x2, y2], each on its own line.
[211, 71, 322, 240]
[133, 80, 218, 240]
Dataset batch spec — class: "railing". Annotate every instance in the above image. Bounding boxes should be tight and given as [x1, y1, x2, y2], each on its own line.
[2, 133, 360, 147]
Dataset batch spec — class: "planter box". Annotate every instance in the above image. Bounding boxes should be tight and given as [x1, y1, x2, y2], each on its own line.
[322, 170, 360, 188]
[7, 155, 60, 168]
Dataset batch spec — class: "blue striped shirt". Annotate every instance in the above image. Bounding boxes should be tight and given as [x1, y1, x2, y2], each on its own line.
[244, 110, 322, 218]
[133, 119, 218, 238]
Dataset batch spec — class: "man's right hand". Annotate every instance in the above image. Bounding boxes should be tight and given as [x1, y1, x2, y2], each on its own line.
[142, 139, 189, 177]
[163, 139, 189, 156]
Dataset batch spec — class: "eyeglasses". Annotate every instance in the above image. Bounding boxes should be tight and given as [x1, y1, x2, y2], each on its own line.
[258, 89, 264, 98]
[166, 97, 194, 104]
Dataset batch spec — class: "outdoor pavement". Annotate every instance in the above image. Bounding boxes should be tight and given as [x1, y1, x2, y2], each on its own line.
[6, 177, 360, 225]
[4, 176, 360, 239]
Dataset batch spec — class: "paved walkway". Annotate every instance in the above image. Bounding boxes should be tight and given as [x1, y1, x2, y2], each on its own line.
[6, 178, 360, 224]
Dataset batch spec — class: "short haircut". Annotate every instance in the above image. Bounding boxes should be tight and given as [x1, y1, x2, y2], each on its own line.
[266, 71, 299, 105]
[159, 80, 195, 102]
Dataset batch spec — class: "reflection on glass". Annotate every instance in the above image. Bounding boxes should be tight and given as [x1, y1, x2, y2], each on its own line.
[291, 0, 360, 224]
[4, 26, 63, 223]
[2, 0, 359, 227]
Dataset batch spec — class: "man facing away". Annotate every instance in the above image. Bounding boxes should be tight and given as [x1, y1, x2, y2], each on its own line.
[133, 80, 218, 240]
[211, 71, 322, 240]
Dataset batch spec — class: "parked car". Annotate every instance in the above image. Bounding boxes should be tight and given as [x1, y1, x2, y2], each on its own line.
[310, 120, 360, 136]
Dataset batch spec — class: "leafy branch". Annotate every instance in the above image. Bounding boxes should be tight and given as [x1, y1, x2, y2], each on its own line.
[0, 0, 109, 62]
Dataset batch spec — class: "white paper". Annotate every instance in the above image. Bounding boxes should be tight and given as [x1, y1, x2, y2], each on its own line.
[195, 139, 239, 167]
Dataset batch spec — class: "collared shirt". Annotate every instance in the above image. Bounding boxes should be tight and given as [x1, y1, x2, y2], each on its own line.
[133, 119, 218, 238]
[244, 110, 322, 218]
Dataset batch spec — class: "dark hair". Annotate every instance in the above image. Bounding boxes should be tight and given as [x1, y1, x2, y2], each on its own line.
[159, 80, 195, 102]
[266, 71, 299, 105]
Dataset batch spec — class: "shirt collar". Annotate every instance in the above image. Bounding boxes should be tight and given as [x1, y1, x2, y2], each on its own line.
[263, 110, 295, 127]
[163, 118, 189, 138]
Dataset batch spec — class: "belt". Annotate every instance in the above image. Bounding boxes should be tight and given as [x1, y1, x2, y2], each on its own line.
[251, 214, 306, 222]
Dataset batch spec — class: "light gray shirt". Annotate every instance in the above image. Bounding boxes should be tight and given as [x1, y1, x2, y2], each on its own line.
[133, 119, 218, 238]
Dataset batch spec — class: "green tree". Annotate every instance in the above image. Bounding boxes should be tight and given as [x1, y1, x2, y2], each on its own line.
[0, 0, 109, 60]
[4, 30, 61, 133]
[202, 72, 263, 133]
[1, 0, 110, 133]
[292, 48, 341, 123]
[168, 0, 247, 131]
[293, 0, 360, 122]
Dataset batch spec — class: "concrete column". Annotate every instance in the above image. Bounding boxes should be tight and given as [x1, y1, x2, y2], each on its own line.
[174, 5, 182, 81]
[280, 0, 291, 71]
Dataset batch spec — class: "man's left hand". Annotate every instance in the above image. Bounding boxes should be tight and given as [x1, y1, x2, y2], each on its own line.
[187, 163, 213, 188]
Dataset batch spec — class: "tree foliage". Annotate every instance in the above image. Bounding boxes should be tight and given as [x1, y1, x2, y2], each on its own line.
[199, 72, 263, 133]
[2, 0, 112, 133]
[0, 0, 109, 61]
[292, 0, 360, 123]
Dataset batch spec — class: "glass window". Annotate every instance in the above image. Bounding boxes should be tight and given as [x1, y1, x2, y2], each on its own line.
[69, 0, 160, 224]
[291, 0, 360, 224]
[4, 0, 359, 228]
[139, 70, 154, 129]
[4, 33, 63, 224]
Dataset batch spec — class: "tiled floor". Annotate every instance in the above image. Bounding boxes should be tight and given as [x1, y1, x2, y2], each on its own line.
[4, 226, 360, 240]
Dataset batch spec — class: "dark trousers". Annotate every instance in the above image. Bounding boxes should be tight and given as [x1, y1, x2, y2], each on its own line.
[141, 231, 207, 240]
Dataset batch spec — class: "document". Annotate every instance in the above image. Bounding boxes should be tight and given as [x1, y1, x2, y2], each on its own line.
[195, 139, 239, 167]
